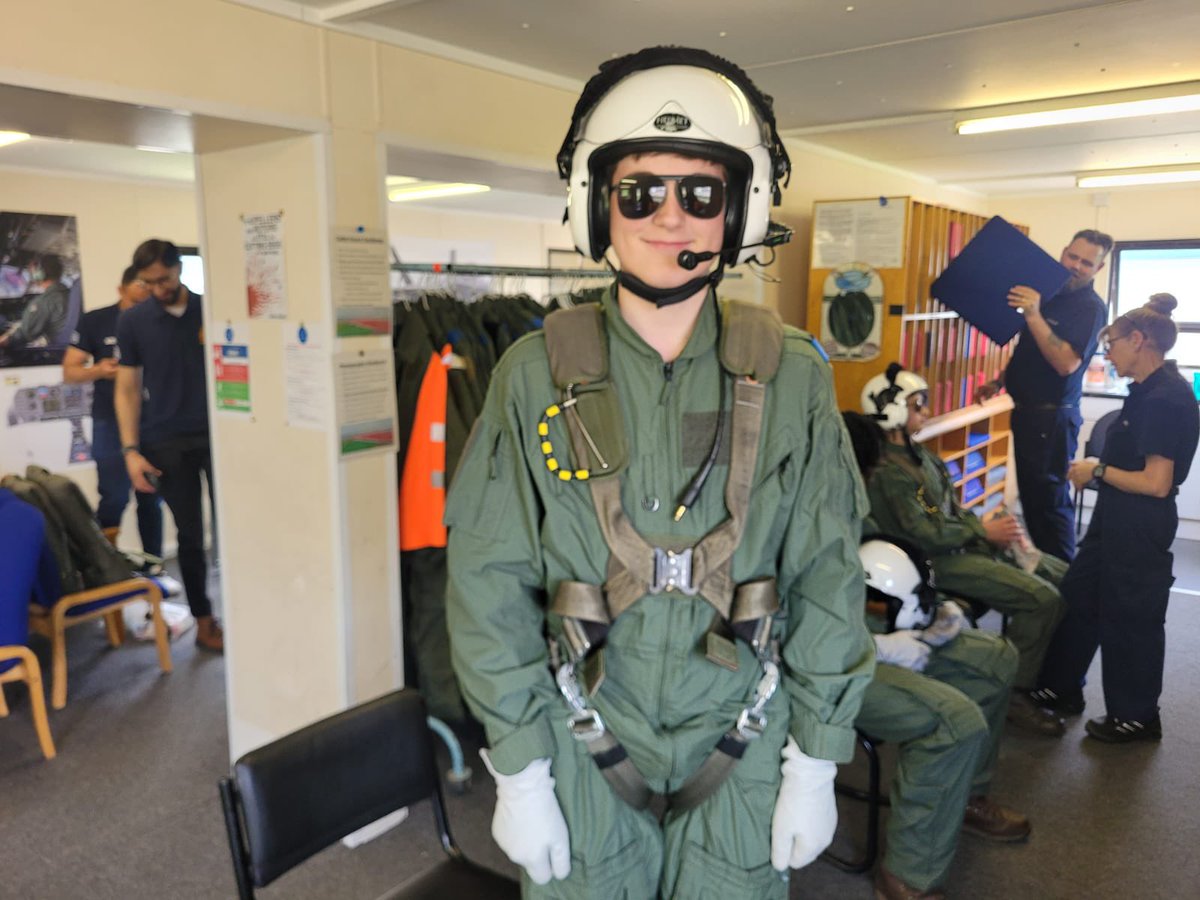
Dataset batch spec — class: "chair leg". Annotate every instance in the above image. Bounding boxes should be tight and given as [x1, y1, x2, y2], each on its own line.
[822, 734, 883, 874]
[105, 610, 125, 648]
[23, 654, 57, 760]
[51, 609, 68, 711]
[147, 593, 173, 674]
[0, 683, 9, 716]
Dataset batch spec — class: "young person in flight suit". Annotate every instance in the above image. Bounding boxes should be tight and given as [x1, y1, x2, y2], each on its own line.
[844, 411, 1029, 900]
[445, 47, 875, 899]
[1036, 294, 1199, 742]
[862, 364, 1070, 737]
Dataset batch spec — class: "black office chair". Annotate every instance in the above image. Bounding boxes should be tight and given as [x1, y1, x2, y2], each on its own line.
[821, 731, 886, 874]
[219, 688, 520, 900]
[1075, 409, 1121, 536]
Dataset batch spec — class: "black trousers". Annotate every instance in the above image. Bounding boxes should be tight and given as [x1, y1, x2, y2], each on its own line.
[1038, 489, 1177, 721]
[143, 433, 215, 619]
[1012, 405, 1081, 562]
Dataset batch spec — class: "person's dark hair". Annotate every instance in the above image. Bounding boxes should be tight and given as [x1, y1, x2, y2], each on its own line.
[842, 411, 885, 479]
[1071, 229, 1114, 257]
[120, 265, 140, 285]
[131, 239, 181, 272]
[1108, 293, 1179, 353]
[40, 254, 64, 282]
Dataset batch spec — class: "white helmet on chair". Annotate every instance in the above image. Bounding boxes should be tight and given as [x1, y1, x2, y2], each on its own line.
[860, 537, 938, 631]
[861, 362, 928, 431]
[557, 46, 792, 268]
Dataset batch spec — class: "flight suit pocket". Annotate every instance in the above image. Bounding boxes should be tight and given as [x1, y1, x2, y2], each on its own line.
[673, 840, 786, 900]
[537, 838, 657, 900]
[444, 418, 513, 540]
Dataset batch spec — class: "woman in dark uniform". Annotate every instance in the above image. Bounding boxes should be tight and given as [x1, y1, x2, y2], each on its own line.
[1034, 294, 1199, 742]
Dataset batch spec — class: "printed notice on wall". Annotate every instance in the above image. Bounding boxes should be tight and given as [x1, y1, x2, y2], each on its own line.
[284, 322, 331, 430]
[331, 226, 392, 337]
[213, 323, 252, 415]
[812, 199, 906, 270]
[334, 348, 397, 457]
[244, 212, 288, 319]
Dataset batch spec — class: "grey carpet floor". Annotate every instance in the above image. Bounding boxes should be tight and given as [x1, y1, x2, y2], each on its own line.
[2, 542, 1199, 899]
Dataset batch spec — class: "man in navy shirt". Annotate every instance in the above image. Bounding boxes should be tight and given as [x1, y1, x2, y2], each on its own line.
[116, 239, 221, 652]
[64, 266, 163, 558]
[982, 229, 1111, 562]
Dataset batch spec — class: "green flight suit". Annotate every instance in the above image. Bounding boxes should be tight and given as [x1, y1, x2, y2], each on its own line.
[867, 441, 1067, 687]
[446, 288, 875, 900]
[856, 622, 1019, 892]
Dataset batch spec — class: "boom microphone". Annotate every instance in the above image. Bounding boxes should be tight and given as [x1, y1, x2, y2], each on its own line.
[676, 222, 794, 270]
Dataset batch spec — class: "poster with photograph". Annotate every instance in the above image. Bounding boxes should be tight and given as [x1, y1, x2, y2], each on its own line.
[0, 211, 83, 368]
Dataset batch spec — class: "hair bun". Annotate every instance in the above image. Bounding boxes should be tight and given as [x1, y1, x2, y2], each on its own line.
[1147, 293, 1177, 316]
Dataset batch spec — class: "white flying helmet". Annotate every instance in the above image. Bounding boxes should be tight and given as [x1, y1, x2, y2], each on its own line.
[861, 362, 929, 431]
[860, 537, 938, 631]
[557, 47, 792, 269]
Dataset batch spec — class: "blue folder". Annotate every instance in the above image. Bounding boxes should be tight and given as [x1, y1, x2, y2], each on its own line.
[930, 217, 1071, 346]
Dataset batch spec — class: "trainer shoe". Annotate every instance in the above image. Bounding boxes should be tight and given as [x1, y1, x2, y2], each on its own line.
[1006, 691, 1065, 737]
[1027, 686, 1085, 715]
[962, 795, 1031, 842]
[1085, 714, 1162, 744]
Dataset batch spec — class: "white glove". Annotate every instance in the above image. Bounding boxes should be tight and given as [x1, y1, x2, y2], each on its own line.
[770, 736, 839, 871]
[873, 630, 932, 671]
[921, 600, 969, 648]
[479, 749, 571, 884]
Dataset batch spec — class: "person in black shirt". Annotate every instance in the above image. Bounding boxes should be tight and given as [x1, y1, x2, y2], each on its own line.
[63, 266, 163, 557]
[116, 239, 222, 652]
[981, 229, 1111, 562]
[0, 254, 71, 348]
[1034, 294, 1199, 743]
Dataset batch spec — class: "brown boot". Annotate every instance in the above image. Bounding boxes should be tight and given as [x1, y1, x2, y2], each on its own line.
[196, 616, 224, 653]
[1006, 691, 1065, 737]
[102, 526, 120, 547]
[962, 795, 1031, 842]
[874, 865, 945, 899]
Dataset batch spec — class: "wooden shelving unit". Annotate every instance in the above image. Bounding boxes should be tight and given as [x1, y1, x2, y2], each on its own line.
[807, 197, 1026, 513]
[914, 394, 1015, 515]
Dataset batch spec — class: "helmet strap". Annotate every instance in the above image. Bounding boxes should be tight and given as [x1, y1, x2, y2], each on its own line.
[617, 259, 725, 309]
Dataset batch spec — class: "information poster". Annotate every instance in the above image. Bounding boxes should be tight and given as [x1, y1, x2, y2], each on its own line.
[243, 212, 287, 319]
[812, 199, 906, 269]
[334, 348, 397, 457]
[332, 226, 392, 337]
[213, 323, 251, 414]
[284, 321, 331, 430]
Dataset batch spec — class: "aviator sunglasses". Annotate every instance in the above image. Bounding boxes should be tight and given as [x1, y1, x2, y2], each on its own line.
[612, 173, 726, 220]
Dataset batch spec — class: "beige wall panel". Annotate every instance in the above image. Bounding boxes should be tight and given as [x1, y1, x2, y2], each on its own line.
[5, 0, 324, 121]
[198, 135, 344, 758]
[377, 46, 575, 167]
[327, 31, 380, 131]
[331, 129, 386, 229]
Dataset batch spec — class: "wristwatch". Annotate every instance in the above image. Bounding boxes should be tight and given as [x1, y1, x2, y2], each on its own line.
[1092, 463, 1107, 482]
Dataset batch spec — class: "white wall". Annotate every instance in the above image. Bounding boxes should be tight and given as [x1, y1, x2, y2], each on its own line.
[0, 167, 197, 552]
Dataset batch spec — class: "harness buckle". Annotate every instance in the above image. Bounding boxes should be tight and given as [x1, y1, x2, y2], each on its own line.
[556, 662, 607, 741]
[568, 710, 607, 742]
[735, 660, 780, 741]
[651, 547, 699, 595]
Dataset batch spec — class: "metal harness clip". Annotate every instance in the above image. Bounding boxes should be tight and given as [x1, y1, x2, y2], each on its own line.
[735, 659, 780, 741]
[651, 547, 699, 595]
[556, 663, 606, 742]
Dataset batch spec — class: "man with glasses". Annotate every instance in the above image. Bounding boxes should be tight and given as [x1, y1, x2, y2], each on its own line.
[116, 239, 221, 652]
[979, 230, 1112, 563]
[862, 364, 1069, 739]
[447, 48, 873, 899]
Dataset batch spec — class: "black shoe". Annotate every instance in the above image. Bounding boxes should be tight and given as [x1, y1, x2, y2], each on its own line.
[1085, 714, 1162, 744]
[1027, 686, 1085, 716]
[1006, 691, 1065, 737]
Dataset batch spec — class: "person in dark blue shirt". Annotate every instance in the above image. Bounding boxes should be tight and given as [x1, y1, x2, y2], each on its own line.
[116, 239, 221, 652]
[981, 229, 1111, 562]
[1036, 294, 1199, 743]
[63, 266, 162, 558]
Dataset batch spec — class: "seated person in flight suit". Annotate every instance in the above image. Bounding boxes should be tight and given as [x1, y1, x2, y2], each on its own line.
[859, 364, 1069, 737]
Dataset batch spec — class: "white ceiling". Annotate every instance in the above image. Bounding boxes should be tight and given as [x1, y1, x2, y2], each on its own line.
[5, 1, 1200, 202]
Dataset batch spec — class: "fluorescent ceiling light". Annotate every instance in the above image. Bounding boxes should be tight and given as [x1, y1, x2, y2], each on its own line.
[1077, 167, 1200, 189]
[388, 182, 490, 202]
[0, 131, 31, 148]
[136, 144, 180, 154]
[957, 92, 1200, 135]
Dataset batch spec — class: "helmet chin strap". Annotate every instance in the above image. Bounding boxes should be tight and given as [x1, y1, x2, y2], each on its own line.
[617, 258, 726, 309]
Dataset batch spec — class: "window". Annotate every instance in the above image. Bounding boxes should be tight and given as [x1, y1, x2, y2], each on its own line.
[1107, 240, 1200, 366]
[177, 244, 205, 296]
